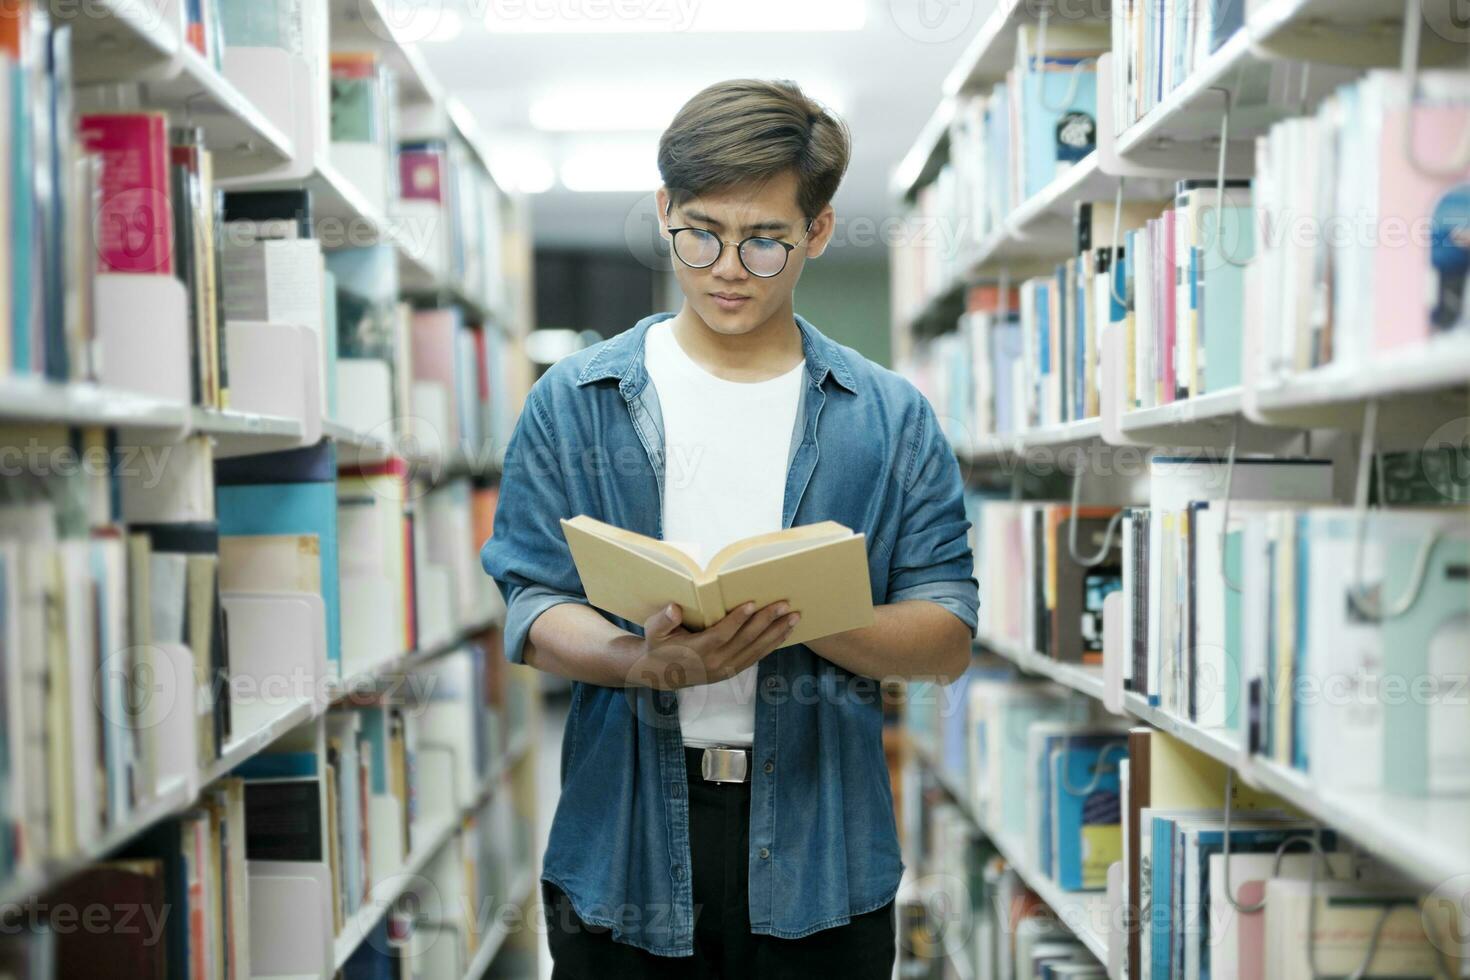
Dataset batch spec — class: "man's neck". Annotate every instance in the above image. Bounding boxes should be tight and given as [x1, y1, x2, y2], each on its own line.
[669, 302, 804, 383]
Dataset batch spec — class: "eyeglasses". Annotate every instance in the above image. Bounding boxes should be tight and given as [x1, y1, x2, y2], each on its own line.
[665, 210, 814, 279]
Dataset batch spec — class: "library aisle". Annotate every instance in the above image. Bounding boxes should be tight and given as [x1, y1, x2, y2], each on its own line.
[1, 0, 1469, 979]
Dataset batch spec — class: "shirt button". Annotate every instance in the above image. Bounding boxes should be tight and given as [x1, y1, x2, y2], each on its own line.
[759, 847, 771, 860]
[673, 865, 686, 881]
[763, 760, 774, 774]
[765, 677, 778, 692]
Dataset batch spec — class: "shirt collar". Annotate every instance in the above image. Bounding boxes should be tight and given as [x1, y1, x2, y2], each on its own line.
[575, 311, 858, 395]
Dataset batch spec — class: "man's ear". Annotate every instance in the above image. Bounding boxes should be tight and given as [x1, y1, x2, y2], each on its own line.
[805, 204, 836, 259]
[655, 186, 671, 241]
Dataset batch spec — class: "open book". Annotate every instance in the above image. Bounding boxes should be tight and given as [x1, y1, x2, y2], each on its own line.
[560, 516, 875, 647]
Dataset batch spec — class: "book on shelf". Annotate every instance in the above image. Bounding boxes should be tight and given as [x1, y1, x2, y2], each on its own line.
[561, 515, 875, 647]
[1014, 22, 1107, 203]
[217, 441, 342, 675]
[1251, 70, 1470, 382]
[79, 112, 173, 277]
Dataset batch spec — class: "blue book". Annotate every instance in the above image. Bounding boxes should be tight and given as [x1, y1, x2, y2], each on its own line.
[1051, 740, 1126, 891]
[1035, 730, 1120, 877]
[988, 83, 1011, 220]
[342, 921, 397, 980]
[991, 316, 1023, 435]
[1074, 259, 1087, 421]
[357, 707, 392, 796]
[233, 750, 320, 780]
[217, 448, 341, 671]
[1055, 262, 1070, 424]
[1150, 814, 1178, 980]
[11, 65, 32, 374]
[1200, 205, 1254, 393]
[1292, 515, 1311, 772]
[1037, 281, 1052, 409]
[1020, 60, 1098, 200]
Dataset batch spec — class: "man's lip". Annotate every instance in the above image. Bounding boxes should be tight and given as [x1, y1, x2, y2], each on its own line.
[712, 293, 749, 300]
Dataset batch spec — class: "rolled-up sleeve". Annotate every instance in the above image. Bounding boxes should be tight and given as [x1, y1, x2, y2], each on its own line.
[886, 399, 979, 635]
[480, 388, 589, 664]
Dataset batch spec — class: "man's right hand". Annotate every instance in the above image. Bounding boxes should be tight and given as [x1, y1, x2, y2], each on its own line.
[626, 601, 800, 691]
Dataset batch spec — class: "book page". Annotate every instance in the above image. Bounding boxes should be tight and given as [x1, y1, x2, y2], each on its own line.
[707, 521, 851, 573]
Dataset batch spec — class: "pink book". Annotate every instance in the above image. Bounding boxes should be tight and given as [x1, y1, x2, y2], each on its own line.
[410, 309, 460, 388]
[399, 147, 446, 204]
[79, 113, 174, 275]
[1374, 106, 1470, 350]
[1161, 207, 1177, 404]
[1236, 879, 1268, 980]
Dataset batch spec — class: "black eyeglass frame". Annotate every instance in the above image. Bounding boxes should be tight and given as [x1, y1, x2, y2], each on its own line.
[663, 205, 815, 279]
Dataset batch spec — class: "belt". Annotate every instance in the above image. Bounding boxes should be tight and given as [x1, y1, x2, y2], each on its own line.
[684, 745, 751, 784]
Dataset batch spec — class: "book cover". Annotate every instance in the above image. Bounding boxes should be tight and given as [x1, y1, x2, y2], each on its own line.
[243, 778, 323, 862]
[561, 515, 874, 648]
[1050, 739, 1126, 890]
[399, 143, 446, 204]
[78, 112, 173, 275]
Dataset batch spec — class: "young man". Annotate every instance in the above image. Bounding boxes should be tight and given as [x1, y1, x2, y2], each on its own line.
[482, 79, 977, 978]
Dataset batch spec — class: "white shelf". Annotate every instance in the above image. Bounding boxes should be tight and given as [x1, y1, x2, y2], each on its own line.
[0, 776, 194, 907]
[1247, 338, 1470, 432]
[1119, 387, 1243, 435]
[327, 612, 502, 702]
[909, 739, 1111, 967]
[977, 634, 1106, 701]
[141, 46, 297, 176]
[943, 0, 1110, 96]
[199, 700, 320, 787]
[891, 99, 957, 200]
[1122, 694, 1243, 764]
[1246, 757, 1470, 887]
[323, 417, 398, 466]
[52, 0, 178, 79]
[0, 379, 307, 453]
[334, 735, 535, 972]
[332, 815, 462, 972]
[975, 641, 1470, 886]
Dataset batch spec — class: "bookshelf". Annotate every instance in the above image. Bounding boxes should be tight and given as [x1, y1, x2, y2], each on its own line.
[897, 1, 1470, 977]
[0, 0, 541, 976]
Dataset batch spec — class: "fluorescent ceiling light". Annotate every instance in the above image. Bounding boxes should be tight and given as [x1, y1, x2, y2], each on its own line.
[484, 0, 864, 34]
[530, 83, 848, 132]
[559, 141, 661, 192]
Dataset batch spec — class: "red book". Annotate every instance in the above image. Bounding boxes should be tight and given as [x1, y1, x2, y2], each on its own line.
[965, 284, 1021, 314]
[0, 0, 30, 60]
[399, 147, 446, 204]
[330, 51, 378, 79]
[81, 112, 175, 275]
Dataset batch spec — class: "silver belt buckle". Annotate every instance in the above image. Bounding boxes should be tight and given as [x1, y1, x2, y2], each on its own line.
[700, 747, 748, 783]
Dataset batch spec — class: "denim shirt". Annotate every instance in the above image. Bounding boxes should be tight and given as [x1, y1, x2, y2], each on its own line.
[481, 312, 978, 956]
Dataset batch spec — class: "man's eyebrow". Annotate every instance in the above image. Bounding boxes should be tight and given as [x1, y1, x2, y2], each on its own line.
[683, 208, 792, 235]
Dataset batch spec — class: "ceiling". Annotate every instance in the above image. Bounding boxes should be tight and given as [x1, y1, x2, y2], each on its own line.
[407, 0, 995, 261]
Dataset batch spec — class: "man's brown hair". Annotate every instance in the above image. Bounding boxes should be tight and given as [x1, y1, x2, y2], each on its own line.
[658, 79, 851, 221]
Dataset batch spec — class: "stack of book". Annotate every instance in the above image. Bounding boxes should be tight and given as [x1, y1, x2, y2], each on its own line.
[974, 501, 1125, 666]
[1250, 70, 1470, 380]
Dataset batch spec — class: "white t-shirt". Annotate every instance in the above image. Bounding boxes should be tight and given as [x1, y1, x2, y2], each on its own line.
[642, 320, 805, 748]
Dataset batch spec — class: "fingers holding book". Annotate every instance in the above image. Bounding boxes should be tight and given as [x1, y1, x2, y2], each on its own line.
[631, 601, 800, 691]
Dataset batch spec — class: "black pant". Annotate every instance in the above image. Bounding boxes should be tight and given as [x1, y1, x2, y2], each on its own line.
[543, 750, 896, 979]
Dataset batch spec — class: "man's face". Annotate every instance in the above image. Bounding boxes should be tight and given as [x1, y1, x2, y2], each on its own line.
[658, 170, 830, 336]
